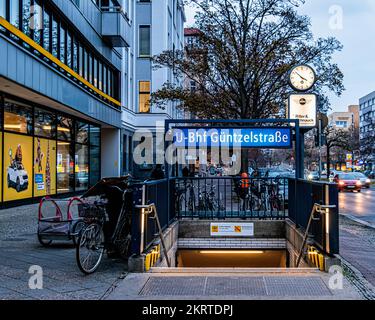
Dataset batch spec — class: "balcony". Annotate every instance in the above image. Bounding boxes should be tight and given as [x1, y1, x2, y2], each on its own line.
[101, 6, 130, 48]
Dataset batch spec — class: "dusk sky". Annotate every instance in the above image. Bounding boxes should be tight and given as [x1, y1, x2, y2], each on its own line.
[184, 1, 375, 113]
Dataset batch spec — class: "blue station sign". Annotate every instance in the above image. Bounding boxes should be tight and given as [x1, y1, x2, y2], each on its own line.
[173, 127, 293, 149]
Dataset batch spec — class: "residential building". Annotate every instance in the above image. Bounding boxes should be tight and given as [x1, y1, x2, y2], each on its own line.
[359, 91, 375, 168]
[121, 0, 186, 177]
[0, 0, 127, 205]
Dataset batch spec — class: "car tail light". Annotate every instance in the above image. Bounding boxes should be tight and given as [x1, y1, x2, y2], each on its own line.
[356, 180, 362, 186]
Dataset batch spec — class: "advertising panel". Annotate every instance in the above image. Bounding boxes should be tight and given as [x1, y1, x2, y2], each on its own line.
[3, 133, 33, 201]
[34, 138, 57, 197]
[288, 94, 317, 128]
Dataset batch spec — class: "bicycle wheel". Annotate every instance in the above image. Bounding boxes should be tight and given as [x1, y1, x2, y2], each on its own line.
[76, 223, 105, 275]
[72, 220, 86, 246]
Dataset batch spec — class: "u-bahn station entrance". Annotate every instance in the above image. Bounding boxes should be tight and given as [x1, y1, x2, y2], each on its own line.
[108, 119, 360, 300]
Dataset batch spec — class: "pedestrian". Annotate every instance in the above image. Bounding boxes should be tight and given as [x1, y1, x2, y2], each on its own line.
[182, 166, 190, 178]
[150, 164, 165, 180]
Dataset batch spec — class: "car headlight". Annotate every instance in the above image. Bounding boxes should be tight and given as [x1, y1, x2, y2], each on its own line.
[308, 175, 313, 180]
[339, 181, 345, 186]
[366, 179, 371, 183]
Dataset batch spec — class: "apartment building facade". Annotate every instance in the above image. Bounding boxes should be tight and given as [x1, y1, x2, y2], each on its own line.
[359, 91, 375, 168]
[121, 0, 186, 177]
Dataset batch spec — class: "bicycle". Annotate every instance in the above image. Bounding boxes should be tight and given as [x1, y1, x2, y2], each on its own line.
[76, 186, 133, 274]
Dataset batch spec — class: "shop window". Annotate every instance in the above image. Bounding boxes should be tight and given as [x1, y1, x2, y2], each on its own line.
[34, 108, 56, 138]
[75, 144, 89, 191]
[4, 100, 33, 135]
[34, 138, 56, 197]
[139, 81, 151, 113]
[57, 142, 74, 194]
[89, 145, 100, 187]
[57, 116, 74, 141]
[76, 121, 89, 144]
[90, 125, 101, 146]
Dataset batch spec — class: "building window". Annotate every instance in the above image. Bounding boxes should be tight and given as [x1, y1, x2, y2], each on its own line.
[57, 116, 74, 141]
[67, 32, 72, 68]
[43, 10, 50, 51]
[60, 25, 66, 63]
[57, 142, 74, 194]
[103, 66, 107, 94]
[93, 58, 98, 88]
[52, 17, 58, 58]
[0, 0, 5, 18]
[98, 62, 102, 91]
[4, 99, 33, 135]
[139, 81, 151, 113]
[34, 108, 56, 138]
[139, 25, 151, 57]
[75, 144, 89, 191]
[73, 40, 78, 73]
[76, 121, 89, 144]
[10, 0, 20, 28]
[22, 0, 31, 37]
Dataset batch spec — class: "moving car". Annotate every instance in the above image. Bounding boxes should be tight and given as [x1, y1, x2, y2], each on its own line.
[333, 173, 362, 192]
[352, 172, 371, 189]
[307, 171, 319, 181]
[7, 162, 29, 192]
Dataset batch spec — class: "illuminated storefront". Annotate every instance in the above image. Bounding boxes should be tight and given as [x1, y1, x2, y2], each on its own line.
[0, 94, 101, 204]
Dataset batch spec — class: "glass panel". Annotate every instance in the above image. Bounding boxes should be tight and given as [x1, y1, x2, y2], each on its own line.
[3, 133, 33, 201]
[0, 0, 5, 18]
[139, 93, 150, 113]
[73, 40, 78, 72]
[76, 121, 88, 144]
[33, 0, 42, 44]
[34, 138, 57, 197]
[89, 145, 100, 187]
[43, 11, 50, 51]
[103, 66, 107, 94]
[93, 58, 98, 87]
[10, 0, 20, 28]
[67, 32, 72, 67]
[22, 0, 31, 36]
[34, 108, 56, 138]
[88, 54, 92, 84]
[57, 116, 73, 141]
[108, 69, 112, 96]
[4, 100, 33, 135]
[139, 26, 151, 56]
[57, 142, 74, 194]
[75, 144, 89, 191]
[52, 17, 58, 57]
[79, 45, 84, 77]
[90, 125, 100, 146]
[60, 25, 65, 63]
[84, 49, 88, 80]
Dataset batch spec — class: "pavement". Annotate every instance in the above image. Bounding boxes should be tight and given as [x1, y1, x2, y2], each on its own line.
[0, 204, 127, 300]
[0, 187, 374, 300]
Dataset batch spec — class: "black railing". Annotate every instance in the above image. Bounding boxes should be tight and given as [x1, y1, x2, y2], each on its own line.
[288, 180, 339, 255]
[174, 177, 288, 220]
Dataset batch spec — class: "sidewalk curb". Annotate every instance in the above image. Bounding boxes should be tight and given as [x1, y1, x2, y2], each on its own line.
[340, 213, 375, 229]
[338, 255, 375, 300]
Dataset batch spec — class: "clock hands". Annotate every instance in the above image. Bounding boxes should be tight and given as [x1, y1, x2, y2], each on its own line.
[295, 71, 308, 82]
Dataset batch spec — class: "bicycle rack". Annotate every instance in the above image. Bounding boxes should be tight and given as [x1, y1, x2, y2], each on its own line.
[135, 203, 171, 268]
[296, 203, 337, 268]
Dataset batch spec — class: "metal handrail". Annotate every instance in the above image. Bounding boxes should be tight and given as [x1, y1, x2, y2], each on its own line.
[296, 203, 337, 268]
[135, 204, 171, 268]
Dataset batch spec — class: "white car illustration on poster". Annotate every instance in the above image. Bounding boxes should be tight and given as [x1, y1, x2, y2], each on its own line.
[7, 162, 29, 192]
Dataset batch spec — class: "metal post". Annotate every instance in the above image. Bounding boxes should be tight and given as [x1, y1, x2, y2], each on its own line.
[140, 184, 146, 254]
[319, 118, 322, 179]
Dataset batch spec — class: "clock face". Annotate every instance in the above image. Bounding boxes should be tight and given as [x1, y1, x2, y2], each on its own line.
[289, 65, 316, 91]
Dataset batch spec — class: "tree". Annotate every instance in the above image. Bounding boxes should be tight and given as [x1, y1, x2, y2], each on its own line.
[324, 127, 351, 177]
[152, 0, 344, 171]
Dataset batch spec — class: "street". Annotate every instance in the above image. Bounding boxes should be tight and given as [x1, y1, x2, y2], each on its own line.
[339, 186, 375, 225]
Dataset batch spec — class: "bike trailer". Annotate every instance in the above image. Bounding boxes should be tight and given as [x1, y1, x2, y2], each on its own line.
[37, 197, 85, 246]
